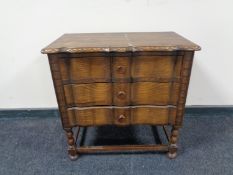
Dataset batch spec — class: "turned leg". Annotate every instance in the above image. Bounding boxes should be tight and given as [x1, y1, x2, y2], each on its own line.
[168, 126, 179, 159]
[65, 128, 78, 160]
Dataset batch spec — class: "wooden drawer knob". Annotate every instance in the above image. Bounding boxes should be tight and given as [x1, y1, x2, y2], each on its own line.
[118, 114, 126, 122]
[116, 66, 126, 74]
[117, 91, 126, 99]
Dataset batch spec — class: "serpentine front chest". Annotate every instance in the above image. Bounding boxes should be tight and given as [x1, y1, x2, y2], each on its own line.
[42, 32, 200, 160]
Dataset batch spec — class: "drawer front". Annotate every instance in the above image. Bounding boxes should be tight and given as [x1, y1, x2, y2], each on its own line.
[67, 106, 176, 126]
[131, 55, 181, 81]
[59, 57, 111, 84]
[64, 82, 178, 107]
[64, 83, 112, 107]
[64, 83, 131, 107]
[131, 82, 179, 105]
[59, 55, 181, 84]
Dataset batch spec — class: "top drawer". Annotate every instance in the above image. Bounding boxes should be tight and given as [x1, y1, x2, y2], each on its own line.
[59, 54, 182, 84]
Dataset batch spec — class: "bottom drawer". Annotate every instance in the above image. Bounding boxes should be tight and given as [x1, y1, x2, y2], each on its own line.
[67, 106, 176, 126]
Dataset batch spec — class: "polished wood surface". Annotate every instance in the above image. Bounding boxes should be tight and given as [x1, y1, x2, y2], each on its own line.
[59, 57, 111, 83]
[58, 54, 182, 84]
[41, 32, 200, 53]
[43, 32, 200, 160]
[131, 55, 181, 81]
[77, 144, 169, 153]
[66, 106, 176, 126]
[131, 82, 179, 105]
[64, 83, 112, 107]
[64, 82, 179, 107]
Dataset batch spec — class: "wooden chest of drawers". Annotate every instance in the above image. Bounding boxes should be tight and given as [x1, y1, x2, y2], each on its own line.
[42, 32, 200, 160]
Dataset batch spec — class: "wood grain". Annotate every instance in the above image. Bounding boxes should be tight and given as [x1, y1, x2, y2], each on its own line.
[48, 54, 70, 128]
[59, 55, 182, 84]
[44, 32, 200, 159]
[41, 32, 201, 54]
[175, 51, 194, 126]
[131, 82, 179, 105]
[67, 106, 176, 126]
[64, 82, 179, 107]
[131, 106, 176, 125]
[131, 56, 180, 81]
[60, 57, 111, 84]
[64, 83, 112, 107]
[77, 145, 168, 153]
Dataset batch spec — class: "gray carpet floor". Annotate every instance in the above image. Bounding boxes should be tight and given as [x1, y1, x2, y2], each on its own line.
[0, 113, 233, 175]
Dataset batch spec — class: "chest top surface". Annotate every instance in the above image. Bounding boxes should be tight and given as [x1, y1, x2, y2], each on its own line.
[41, 32, 201, 54]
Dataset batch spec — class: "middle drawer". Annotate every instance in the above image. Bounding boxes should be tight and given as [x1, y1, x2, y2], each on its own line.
[64, 82, 179, 107]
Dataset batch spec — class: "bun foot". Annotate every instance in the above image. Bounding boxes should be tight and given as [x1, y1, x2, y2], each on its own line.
[69, 154, 78, 161]
[167, 152, 177, 159]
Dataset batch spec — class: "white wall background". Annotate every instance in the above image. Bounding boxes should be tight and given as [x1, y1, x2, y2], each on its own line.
[0, 0, 233, 108]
